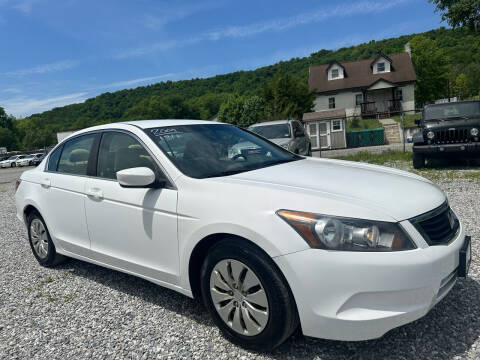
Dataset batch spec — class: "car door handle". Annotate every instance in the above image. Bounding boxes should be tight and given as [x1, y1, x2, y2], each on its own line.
[86, 188, 103, 200]
[40, 178, 51, 188]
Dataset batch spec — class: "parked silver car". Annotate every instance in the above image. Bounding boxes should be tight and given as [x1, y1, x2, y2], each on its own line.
[0, 155, 26, 168]
[248, 120, 311, 156]
[16, 155, 35, 167]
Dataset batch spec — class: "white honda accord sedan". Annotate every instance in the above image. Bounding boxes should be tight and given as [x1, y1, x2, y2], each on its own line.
[15, 120, 471, 350]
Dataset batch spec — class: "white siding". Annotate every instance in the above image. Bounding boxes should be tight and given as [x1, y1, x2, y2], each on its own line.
[314, 91, 362, 117]
[368, 80, 395, 90]
[399, 83, 415, 112]
[372, 57, 391, 74]
[328, 64, 345, 81]
[314, 83, 415, 116]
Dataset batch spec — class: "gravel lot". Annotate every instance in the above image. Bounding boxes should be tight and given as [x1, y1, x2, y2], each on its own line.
[0, 165, 479, 359]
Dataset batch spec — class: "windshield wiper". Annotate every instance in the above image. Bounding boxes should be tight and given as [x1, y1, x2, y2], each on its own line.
[206, 158, 302, 178]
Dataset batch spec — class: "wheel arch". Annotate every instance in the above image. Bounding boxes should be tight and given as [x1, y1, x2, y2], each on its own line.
[187, 233, 296, 304]
[23, 203, 42, 223]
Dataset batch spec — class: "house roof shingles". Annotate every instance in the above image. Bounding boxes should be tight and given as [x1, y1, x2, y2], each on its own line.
[309, 53, 416, 94]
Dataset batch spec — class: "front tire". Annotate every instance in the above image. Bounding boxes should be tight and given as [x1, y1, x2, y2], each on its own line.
[27, 211, 66, 267]
[11, 162, 16, 167]
[413, 153, 425, 169]
[200, 238, 298, 350]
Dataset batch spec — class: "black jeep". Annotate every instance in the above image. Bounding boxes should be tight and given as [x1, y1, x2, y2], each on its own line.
[412, 100, 480, 169]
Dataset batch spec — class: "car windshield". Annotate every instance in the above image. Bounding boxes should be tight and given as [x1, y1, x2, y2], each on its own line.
[424, 102, 480, 121]
[8, 156, 17, 160]
[249, 124, 291, 139]
[146, 124, 302, 179]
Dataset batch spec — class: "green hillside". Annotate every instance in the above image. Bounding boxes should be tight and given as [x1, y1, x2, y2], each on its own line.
[7, 27, 480, 149]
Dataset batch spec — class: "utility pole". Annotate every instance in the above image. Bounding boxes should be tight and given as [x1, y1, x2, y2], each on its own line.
[401, 112, 406, 153]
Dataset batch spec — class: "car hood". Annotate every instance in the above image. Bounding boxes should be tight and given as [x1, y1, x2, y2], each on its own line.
[228, 158, 445, 221]
[424, 117, 480, 129]
[269, 138, 291, 146]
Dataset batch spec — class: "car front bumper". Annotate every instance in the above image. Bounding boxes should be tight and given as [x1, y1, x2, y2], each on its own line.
[413, 142, 480, 155]
[274, 221, 467, 341]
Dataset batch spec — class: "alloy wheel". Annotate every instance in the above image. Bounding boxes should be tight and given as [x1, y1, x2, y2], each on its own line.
[209, 259, 269, 336]
[30, 219, 49, 259]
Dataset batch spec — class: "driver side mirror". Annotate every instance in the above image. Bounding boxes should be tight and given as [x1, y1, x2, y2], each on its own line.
[294, 129, 304, 137]
[117, 167, 157, 188]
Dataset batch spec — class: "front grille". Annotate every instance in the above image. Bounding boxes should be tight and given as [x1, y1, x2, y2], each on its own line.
[410, 202, 459, 245]
[432, 128, 469, 144]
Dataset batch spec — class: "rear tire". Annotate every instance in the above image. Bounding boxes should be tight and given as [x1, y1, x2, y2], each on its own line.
[200, 238, 298, 351]
[27, 211, 66, 267]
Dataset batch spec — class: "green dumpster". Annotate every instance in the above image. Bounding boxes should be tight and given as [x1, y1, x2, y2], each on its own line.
[346, 128, 385, 148]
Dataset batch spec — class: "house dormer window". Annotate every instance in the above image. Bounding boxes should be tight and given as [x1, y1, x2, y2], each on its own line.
[377, 62, 385, 72]
[331, 69, 339, 79]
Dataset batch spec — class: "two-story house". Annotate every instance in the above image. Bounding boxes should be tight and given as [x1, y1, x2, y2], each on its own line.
[308, 51, 417, 118]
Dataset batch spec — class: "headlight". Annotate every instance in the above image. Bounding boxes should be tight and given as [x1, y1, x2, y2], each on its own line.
[426, 131, 435, 140]
[471, 128, 479, 136]
[277, 210, 416, 251]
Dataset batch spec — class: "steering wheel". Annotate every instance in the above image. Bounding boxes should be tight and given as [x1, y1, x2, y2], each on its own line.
[232, 154, 246, 161]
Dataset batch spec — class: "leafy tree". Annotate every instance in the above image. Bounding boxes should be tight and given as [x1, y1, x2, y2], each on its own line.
[0, 107, 15, 130]
[410, 35, 449, 105]
[454, 73, 469, 98]
[218, 95, 265, 127]
[240, 96, 266, 127]
[218, 96, 244, 125]
[124, 95, 199, 120]
[0, 127, 16, 150]
[0, 107, 19, 149]
[259, 73, 314, 120]
[430, 0, 480, 30]
[186, 93, 231, 119]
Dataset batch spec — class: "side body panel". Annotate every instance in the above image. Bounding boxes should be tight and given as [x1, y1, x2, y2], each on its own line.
[84, 177, 179, 284]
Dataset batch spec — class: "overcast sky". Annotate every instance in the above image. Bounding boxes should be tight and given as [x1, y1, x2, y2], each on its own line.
[0, 0, 445, 117]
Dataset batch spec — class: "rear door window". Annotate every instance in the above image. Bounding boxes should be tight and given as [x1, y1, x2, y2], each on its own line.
[57, 134, 96, 175]
[47, 147, 62, 171]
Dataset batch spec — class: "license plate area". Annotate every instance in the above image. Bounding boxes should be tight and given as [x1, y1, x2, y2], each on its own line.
[458, 235, 471, 278]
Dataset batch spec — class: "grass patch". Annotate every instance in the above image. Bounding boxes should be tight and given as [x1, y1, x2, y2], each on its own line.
[391, 113, 421, 128]
[346, 117, 383, 131]
[462, 172, 480, 181]
[333, 150, 412, 165]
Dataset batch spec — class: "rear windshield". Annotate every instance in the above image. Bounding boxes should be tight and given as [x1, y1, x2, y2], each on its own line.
[424, 102, 480, 121]
[249, 124, 291, 139]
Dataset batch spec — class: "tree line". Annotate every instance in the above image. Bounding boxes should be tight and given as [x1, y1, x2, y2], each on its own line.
[2, 25, 480, 150]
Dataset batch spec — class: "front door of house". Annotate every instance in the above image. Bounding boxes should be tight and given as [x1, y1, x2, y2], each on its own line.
[307, 121, 330, 150]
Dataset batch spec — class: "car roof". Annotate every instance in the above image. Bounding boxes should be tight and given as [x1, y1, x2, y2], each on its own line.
[58, 119, 229, 143]
[249, 120, 291, 127]
[424, 100, 480, 109]
[122, 119, 220, 129]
